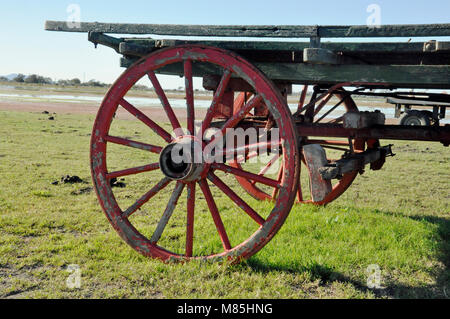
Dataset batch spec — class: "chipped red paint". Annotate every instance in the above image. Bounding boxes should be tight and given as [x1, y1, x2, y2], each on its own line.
[185, 182, 196, 257]
[90, 45, 299, 263]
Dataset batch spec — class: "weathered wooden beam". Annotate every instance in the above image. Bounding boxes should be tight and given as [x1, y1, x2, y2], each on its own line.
[119, 57, 450, 89]
[119, 41, 157, 56]
[117, 38, 450, 66]
[303, 48, 341, 64]
[120, 57, 139, 68]
[302, 145, 332, 201]
[436, 41, 450, 51]
[87, 32, 122, 52]
[45, 21, 450, 38]
[386, 97, 450, 107]
[123, 38, 447, 53]
[202, 74, 292, 93]
[318, 24, 450, 38]
[255, 63, 450, 89]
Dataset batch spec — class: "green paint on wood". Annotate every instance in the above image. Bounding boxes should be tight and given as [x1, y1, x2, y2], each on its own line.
[303, 48, 340, 65]
[120, 57, 450, 89]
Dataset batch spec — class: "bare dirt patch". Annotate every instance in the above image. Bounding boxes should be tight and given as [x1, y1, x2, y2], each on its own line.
[0, 100, 399, 124]
[0, 100, 208, 124]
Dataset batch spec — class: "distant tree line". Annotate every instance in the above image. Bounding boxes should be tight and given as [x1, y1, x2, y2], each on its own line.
[0, 73, 149, 90]
[0, 73, 110, 87]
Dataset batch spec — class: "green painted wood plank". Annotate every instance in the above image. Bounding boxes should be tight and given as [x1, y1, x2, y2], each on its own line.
[256, 64, 450, 89]
[45, 21, 450, 38]
[122, 38, 449, 54]
[153, 39, 431, 52]
[119, 56, 450, 89]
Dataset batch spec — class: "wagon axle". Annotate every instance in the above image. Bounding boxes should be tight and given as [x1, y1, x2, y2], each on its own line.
[159, 136, 207, 182]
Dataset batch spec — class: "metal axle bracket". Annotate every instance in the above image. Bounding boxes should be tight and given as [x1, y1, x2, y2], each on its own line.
[319, 145, 395, 180]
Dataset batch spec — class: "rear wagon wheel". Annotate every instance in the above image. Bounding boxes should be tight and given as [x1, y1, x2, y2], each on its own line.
[230, 90, 376, 205]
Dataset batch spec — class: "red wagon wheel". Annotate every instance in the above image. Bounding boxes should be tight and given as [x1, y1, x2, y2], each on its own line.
[90, 45, 299, 262]
[229, 89, 377, 205]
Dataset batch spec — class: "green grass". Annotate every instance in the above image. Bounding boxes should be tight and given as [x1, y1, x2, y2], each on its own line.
[0, 110, 448, 299]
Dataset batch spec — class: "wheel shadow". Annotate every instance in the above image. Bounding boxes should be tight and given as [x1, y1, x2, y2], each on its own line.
[246, 213, 449, 299]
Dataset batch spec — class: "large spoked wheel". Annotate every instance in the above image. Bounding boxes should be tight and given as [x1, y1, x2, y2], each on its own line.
[90, 45, 299, 262]
[230, 89, 377, 205]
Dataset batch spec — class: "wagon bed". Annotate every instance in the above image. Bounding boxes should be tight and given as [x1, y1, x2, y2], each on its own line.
[46, 21, 450, 89]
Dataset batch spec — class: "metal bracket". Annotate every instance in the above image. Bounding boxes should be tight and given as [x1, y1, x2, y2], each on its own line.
[318, 145, 395, 180]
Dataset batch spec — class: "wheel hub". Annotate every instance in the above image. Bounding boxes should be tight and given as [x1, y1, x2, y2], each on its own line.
[159, 136, 207, 181]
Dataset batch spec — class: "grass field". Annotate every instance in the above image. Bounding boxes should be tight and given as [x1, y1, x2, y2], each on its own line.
[0, 109, 448, 299]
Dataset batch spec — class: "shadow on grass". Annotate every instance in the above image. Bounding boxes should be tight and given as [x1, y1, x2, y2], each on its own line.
[247, 213, 449, 299]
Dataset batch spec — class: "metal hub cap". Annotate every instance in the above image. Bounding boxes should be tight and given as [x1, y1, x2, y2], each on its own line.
[159, 136, 206, 181]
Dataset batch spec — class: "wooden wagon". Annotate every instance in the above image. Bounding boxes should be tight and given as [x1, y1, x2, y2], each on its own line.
[45, 21, 450, 263]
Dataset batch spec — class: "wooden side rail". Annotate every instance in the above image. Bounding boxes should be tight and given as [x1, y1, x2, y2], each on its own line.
[45, 21, 450, 38]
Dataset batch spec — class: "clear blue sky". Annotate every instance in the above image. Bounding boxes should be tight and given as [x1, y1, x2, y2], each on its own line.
[1, 0, 449, 84]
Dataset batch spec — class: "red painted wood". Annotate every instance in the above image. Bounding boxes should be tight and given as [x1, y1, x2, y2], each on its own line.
[148, 70, 182, 135]
[184, 60, 195, 136]
[230, 90, 372, 205]
[186, 182, 196, 257]
[106, 163, 160, 180]
[90, 45, 299, 263]
[208, 172, 265, 226]
[198, 179, 232, 251]
[119, 98, 172, 142]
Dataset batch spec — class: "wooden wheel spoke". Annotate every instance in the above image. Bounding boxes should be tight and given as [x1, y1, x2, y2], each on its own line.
[106, 163, 160, 180]
[150, 182, 185, 244]
[314, 95, 347, 123]
[210, 140, 281, 163]
[220, 94, 263, 134]
[250, 154, 280, 185]
[208, 173, 265, 226]
[312, 93, 333, 117]
[186, 182, 196, 257]
[148, 70, 182, 135]
[297, 85, 308, 111]
[198, 179, 231, 251]
[122, 177, 171, 218]
[105, 135, 163, 154]
[201, 69, 232, 134]
[119, 98, 172, 143]
[271, 163, 284, 198]
[184, 60, 195, 135]
[212, 163, 281, 189]
[296, 184, 303, 202]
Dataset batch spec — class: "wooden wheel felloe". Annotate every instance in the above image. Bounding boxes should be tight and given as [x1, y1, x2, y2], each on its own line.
[90, 45, 299, 262]
[230, 89, 378, 205]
